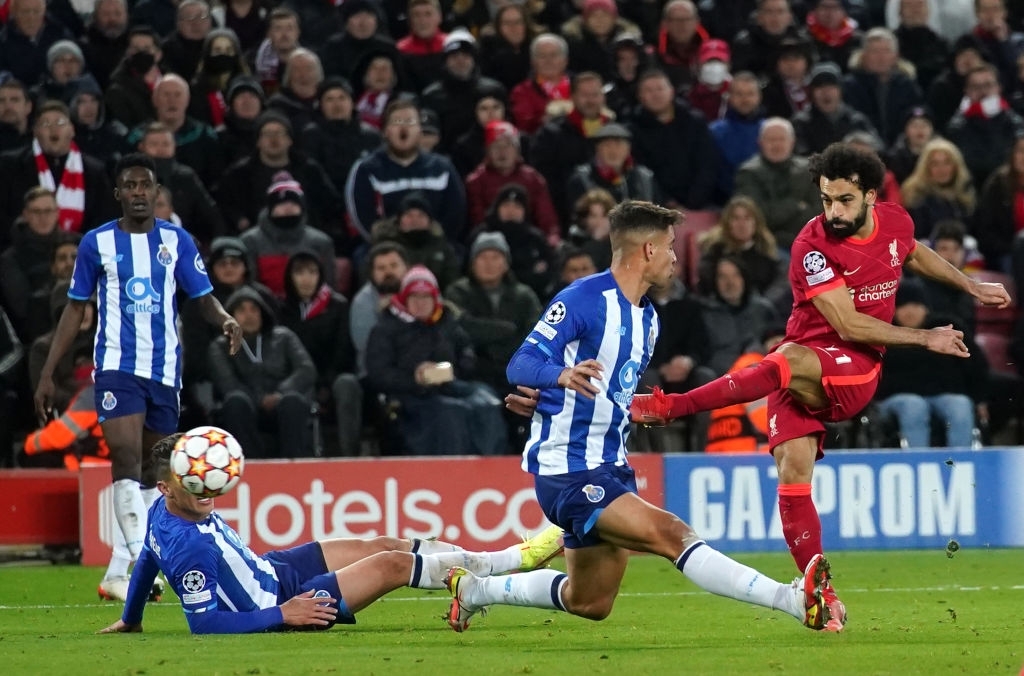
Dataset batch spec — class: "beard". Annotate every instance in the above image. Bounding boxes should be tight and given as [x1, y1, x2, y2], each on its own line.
[824, 201, 870, 239]
[373, 275, 402, 294]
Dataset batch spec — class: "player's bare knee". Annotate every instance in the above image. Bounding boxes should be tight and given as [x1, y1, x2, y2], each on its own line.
[369, 536, 407, 553]
[564, 596, 615, 621]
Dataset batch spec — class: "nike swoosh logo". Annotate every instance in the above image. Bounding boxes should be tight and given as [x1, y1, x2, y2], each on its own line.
[843, 266, 861, 275]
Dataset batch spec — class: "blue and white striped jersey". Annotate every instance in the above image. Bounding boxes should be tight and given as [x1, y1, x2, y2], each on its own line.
[517, 271, 659, 475]
[68, 219, 213, 389]
[144, 497, 280, 617]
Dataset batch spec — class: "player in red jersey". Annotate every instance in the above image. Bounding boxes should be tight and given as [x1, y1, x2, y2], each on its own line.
[630, 142, 1012, 632]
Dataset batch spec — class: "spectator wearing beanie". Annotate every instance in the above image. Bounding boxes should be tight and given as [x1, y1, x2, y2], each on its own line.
[301, 76, 381, 203]
[561, 0, 643, 82]
[240, 171, 337, 298]
[446, 230, 543, 430]
[467, 183, 557, 301]
[218, 75, 266, 166]
[365, 264, 508, 455]
[421, 28, 505, 154]
[31, 40, 97, 108]
[370, 191, 461, 291]
[450, 78, 508, 178]
[217, 110, 344, 241]
[791, 61, 878, 156]
[69, 75, 131, 169]
[465, 120, 560, 244]
[397, 0, 447, 94]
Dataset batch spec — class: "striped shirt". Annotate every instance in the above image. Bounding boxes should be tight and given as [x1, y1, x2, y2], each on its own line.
[515, 271, 659, 475]
[68, 219, 213, 388]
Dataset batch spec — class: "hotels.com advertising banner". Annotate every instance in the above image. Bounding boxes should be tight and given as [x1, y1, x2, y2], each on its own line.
[79, 454, 666, 566]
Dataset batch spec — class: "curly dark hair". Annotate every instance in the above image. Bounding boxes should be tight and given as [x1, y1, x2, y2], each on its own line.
[808, 142, 886, 194]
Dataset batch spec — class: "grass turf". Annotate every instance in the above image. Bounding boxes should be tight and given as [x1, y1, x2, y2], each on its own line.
[1, 549, 1022, 675]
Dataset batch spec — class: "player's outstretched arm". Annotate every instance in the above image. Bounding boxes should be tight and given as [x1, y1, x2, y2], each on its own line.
[811, 285, 968, 356]
[904, 243, 1012, 307]
[195, 293, 242, 355]
[34, 299, 88, 424]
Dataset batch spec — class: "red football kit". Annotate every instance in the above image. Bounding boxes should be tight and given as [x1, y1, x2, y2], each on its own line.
[769, 201, 918, 453]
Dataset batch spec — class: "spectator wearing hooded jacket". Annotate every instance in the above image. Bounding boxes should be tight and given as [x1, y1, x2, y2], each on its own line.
[69, 76, 130, 169]
[217, 74, 265, 167]
[465, 120, 560, 244]
[319, 0, 397, 85]
[240, 172, 336, 298]
[179, 236, 277, 426]
[370, 192, 461, 292]
[466, 184, 556, 301]
[604, 32, 649, 122]
[280, 251, 362, 457]
[450, 79, 508, 179]
[210, 285, 316, 459]
[365, 265, 507, 455]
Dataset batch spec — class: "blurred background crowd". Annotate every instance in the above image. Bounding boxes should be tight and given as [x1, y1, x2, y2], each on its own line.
[3, 0, 1024, 463]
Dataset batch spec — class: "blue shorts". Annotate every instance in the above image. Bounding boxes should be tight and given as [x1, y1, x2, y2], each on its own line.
[94, 370, 179, 434]
[534, 464, 637, 549]
[266, 542, 355, 626]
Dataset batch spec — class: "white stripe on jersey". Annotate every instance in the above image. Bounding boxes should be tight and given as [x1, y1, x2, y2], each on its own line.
[198, 521, 279, 610]
[96, 229, 123, 373]
[130, 234, 155, 380]
[157, 228, 180, 384]
[583, 289, 623, 462]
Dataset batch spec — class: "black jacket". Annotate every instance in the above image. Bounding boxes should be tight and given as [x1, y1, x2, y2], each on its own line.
[792, 103, 878, 156]
[0, 221, 60, 342]
[365, 303, 476, 398]
[104, 61, 158, 129]
[420, 71, 505, 154]
[628, 102, 719, 210]
[153, 160, 225, 247]
[299, 115, 380, 202]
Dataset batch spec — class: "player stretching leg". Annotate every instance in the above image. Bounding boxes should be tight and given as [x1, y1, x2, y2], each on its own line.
[34, 154, 243, 601]
[97, 434, 565, 634]
[446, 201, 831, 636]
[630, 144, 1011, 631]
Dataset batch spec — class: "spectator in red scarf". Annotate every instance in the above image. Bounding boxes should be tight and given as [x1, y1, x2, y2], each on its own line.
[465, 120, 560, 244]
[189, 28, 249, 128]
[971, 0, 1024, 91]
[510, 33, 571, 135]
[529, 71, 612, 224]
[805, 0, 863, 72]
[565, 122, 661, 214]
[655, 0, 709, 93]
[397, 0, 446, 94]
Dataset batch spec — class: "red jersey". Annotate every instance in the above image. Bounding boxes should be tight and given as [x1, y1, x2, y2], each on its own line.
[785, 202, 917, 353]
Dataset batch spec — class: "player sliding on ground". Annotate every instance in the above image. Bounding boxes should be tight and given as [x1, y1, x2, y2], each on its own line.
[444, 200, 833, 636]
[98, 434, 564, 634]
[630, 143, 1011, 631]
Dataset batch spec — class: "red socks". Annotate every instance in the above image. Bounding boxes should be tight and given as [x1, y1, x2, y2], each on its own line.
[668, 352, 790, 419]
[778, 483, 822, 572]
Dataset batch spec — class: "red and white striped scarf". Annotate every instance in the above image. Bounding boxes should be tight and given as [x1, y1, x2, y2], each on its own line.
[33, 139, 86, 232]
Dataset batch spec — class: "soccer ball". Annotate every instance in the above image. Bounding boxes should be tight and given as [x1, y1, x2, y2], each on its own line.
[171, 426, 245, 498]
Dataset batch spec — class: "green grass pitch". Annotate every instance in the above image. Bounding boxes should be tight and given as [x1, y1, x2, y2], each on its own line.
[1, 549, 1022, 675]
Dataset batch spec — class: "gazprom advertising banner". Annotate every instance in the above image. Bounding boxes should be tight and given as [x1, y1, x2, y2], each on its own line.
[663, 448, 1024, 552]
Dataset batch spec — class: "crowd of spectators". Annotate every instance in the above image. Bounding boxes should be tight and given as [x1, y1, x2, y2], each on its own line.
[3, 0, 1024, 462]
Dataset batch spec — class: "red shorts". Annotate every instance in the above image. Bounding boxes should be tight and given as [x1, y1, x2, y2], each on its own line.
[767, 343, 881, 459]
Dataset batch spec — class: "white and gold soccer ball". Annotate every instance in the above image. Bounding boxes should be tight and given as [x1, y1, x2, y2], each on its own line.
[171, 426, 245, 498]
